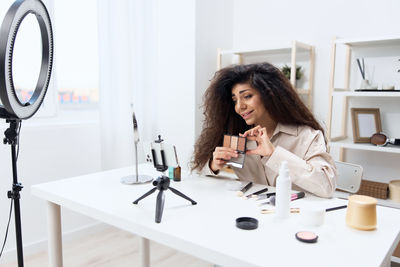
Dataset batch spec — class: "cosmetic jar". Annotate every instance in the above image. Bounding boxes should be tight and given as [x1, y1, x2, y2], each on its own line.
[346, 195, 377, 230]
[389, 180, 400, 203]
[300, 206, 325, 227]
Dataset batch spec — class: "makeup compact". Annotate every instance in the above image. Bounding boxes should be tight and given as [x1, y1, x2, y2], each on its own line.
[295, 231, 318, 243]
[223, 134, 247, 168]
[235, 217, 258, 230]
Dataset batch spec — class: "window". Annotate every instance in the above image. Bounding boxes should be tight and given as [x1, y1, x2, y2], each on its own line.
[0, 0, 100, 118]
[54, 0, 99, 109]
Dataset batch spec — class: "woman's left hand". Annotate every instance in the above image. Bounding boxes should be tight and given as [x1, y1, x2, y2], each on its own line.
[241, 125, 275, 157]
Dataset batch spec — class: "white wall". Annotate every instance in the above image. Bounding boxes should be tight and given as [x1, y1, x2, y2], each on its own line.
[149, 0, 196, 169]
[232, 0, 400, 182]
[0, 117, 102, 263]
[195, 0, 234, 141]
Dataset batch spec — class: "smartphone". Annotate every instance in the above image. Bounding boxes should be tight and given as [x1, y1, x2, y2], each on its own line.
[143, 141, 179, 168]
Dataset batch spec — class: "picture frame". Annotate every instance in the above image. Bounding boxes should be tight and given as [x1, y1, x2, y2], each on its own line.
[351, 108, 382, 143]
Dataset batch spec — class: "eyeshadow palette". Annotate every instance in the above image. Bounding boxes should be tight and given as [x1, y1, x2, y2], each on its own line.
[223, 134, 247, 168]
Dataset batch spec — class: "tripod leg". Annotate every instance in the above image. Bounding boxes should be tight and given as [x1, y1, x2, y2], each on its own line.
[133, 187, 157, 204]
[155, 190, 165, 223]
[168, 187, 197, 205]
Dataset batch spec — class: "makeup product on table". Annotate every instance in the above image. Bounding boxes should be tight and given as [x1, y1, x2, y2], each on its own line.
[235, 217, 258, 230]
[259, 192, 305, 206]
[261, 208, 300, 214]
[325, 205, 347, 212]
[275, 161, 291, 219]
[300, 206, 325, 227]
[255, 192, 276, 200]
[299, 205, 347, 227]
[223, 134, 247, 168]
[172, 146, 181, 181]
[295, 231, 318, 243]
[346, 195, 377, 230]
[244, 187, 269, 199]
[237, 182, 253, 197]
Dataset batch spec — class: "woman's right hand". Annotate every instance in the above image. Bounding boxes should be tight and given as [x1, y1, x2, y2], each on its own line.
[210, 147, 238, 172]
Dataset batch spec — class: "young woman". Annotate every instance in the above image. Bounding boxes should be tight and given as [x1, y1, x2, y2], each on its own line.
[192, 62, 336, 198]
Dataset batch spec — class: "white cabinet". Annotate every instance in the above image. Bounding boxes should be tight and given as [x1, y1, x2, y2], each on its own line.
[217, 41, 315, 111]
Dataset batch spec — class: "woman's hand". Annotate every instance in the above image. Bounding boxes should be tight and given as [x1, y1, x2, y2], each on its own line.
[210, 147, 238, 172]
[241, 125, 275, 157]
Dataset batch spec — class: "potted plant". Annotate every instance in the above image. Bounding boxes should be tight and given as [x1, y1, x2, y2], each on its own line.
[281, 64, 303, 81]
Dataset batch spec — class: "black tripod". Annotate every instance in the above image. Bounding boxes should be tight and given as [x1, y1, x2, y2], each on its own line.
[3, 119, 24, 267]
[133, 136, 196, 223]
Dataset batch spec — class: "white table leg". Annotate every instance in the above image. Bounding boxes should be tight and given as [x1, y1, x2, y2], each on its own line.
[139, 237, 150, 267]
[47, 202, 63, 267]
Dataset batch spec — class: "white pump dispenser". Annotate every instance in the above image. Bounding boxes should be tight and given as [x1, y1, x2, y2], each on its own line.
[275, 161, 291, 219]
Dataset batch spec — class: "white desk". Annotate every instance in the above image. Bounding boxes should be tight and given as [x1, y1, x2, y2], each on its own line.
[31, 164, 400, 267]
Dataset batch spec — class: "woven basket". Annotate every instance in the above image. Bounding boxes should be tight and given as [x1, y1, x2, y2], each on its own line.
[356, 180, 389, 199]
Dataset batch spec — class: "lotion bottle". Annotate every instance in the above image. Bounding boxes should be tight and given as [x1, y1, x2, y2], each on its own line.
[275, 161, 291, 219]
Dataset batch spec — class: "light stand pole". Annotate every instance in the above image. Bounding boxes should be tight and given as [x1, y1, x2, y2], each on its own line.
[121, 112, 153, 184]
[3, 119, 24, 267]
[0, 0, 53, 265]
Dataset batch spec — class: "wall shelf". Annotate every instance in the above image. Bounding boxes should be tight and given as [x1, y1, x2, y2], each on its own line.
[327, 36, 400, 158]
[335, 35, 400, 47]
[329, 138, 400, 154]
[217, 40, 315, 110]
[327, 34, 400, 218]
[332, 90, 400, 97]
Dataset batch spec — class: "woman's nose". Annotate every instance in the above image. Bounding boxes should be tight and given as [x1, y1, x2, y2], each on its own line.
[238, 100, 246, 110]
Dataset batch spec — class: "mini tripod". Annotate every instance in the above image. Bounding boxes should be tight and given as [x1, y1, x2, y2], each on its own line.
[133, 135, 197, 223]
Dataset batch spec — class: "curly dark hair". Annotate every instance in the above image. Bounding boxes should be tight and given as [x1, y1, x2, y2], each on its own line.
[191, 62, 324, 171]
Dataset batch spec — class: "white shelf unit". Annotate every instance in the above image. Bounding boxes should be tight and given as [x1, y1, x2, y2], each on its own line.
[327, 36, 400, 213]
[217, 41, 315, 110]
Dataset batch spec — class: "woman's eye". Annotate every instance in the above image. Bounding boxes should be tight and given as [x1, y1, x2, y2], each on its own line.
[244, 94, 252, 99]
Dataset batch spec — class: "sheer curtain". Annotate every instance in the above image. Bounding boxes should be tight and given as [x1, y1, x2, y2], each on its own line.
[97, 0, 158, 170]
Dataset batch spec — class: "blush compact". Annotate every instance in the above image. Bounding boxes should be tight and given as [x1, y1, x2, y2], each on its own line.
[295, 231, 318, 243]
[223, 134, 247, 168]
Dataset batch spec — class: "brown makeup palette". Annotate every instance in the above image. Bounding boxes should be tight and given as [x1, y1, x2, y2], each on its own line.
[223, 134, 247, 168]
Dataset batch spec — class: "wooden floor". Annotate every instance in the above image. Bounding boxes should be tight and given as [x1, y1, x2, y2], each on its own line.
[0, 225, 213, 267]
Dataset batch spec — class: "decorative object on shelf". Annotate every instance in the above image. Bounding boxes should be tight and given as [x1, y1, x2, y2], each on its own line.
[351, 108, 382, 143]
[356, 179, 389, 200]
[356, 58, 378, 90]
[281, 64, 303, 81]
[389, 180, 400, 203]
[382, 83, 395, 90]
[398, 58, 400, 73]
[370, 132, 400, 146]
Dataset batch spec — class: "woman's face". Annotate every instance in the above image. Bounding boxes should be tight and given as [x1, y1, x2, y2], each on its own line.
[231, 83, 269, 126]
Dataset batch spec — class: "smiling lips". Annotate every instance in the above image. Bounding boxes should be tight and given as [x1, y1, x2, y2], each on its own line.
[241, 111, 253, 120]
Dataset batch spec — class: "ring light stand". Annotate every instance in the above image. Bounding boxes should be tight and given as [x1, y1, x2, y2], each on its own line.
[120, 112, 153, 184]
[0, 1, 53, 266]
[133, 135, 197, 223]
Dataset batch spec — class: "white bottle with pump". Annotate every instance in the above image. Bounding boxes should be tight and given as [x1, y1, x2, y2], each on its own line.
[275, 161, 291, 219]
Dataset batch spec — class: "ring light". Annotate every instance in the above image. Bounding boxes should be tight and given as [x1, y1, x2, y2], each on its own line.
[0, 1, 53, 266]
[0, 0, 53, 119]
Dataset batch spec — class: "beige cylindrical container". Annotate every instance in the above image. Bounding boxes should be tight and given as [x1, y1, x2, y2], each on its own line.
[389, 180, 400, 203]
[346, 195, 377, 231]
